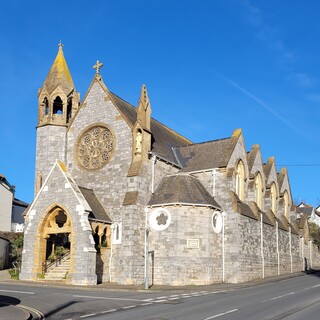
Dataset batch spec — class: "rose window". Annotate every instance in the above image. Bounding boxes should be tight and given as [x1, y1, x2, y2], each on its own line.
[76, 125, 114, 170]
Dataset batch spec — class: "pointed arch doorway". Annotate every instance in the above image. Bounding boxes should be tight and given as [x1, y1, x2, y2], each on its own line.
[33, 205, 74, 280]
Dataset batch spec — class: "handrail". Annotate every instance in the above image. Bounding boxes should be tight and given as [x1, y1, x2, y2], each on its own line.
[42, 250, 70, 274]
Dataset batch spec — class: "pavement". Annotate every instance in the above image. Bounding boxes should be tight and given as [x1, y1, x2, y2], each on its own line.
[0, 268, 318, 320]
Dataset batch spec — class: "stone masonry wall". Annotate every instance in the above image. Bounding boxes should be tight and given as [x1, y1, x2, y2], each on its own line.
[223, 213, 319, 283]
[20, 164, 97, 285]
[148, 206, 223, 285]
[35, 126, 67, 196]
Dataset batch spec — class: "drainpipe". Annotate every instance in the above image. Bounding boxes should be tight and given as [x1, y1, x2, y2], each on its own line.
[151, 156, 156, 194]
[109, 225, 114, 282]
[222, 211, 227, 282]
[276, 221, 280, 276]
[289, 227, 292, 273]
[302, 237, 305, 271]
[309, 240, 313, 269]
[260, 213, 264, 278]
[144, 207, 149, 290]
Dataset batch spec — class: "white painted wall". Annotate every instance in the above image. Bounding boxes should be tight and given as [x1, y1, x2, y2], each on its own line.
[0, 237, 10, 269]
[0, 181, 13, 231]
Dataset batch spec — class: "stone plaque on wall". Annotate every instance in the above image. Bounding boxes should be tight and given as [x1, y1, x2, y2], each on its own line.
[187, 239, 200, 249]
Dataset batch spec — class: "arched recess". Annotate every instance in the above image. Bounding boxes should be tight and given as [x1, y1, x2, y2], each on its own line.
[32, 204, 74, 277]
[36, 172, 44, 194]
[235, 159, 246, 201]
[283, 190, 290, 220]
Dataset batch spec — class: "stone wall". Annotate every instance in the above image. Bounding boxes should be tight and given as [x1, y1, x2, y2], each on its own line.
[223, 213, 320, 283]
[148, 206, 223, 285]
[35, 126, 67, 196]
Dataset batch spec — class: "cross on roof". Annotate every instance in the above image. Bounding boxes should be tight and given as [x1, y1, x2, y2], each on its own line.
[93, 60, 103, 74]
[58, 41, 64, 50]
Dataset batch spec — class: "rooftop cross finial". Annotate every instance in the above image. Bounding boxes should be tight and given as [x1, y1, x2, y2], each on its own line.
[58, 41, 64, 50]
[93, 60, 103, 74]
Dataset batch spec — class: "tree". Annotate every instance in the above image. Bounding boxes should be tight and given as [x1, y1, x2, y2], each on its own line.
[309, 222, 320, 248]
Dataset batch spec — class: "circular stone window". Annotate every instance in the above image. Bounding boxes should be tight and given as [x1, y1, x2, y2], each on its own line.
[212, 211, 222, 233]
[149, 208, 171, 231]
[75, 125, 114, 170]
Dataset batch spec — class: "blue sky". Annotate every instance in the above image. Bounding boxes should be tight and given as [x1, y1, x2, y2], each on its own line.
[1, 0, 320, 205]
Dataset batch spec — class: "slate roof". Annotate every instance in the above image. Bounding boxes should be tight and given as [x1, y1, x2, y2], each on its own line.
[0, 174, 15, 193]
[248, 201, 274, 226]
[173, 136, 238, 173]
[276, 217, 288, 231]
[230, 192, 258, 220]
[148, 174, 221, 209]
[79, 187, 112, 223]
[296, 206, 314, 217]
[13, 198, 29, 208]
[110, 93, 191, 164]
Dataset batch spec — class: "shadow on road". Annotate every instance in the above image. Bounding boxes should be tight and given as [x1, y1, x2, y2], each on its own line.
[44, 300, 80, 319]
[305, 269, 320, 277]
[0, 295, 21, 307]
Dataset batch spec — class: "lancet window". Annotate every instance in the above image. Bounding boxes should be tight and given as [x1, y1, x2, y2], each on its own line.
[235, 160, 245, 201]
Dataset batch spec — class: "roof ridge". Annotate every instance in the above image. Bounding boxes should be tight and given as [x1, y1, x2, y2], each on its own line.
[175, 136, 232, 149]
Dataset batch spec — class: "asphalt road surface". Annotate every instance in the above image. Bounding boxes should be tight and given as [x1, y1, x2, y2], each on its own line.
[1, 273, 320, 319]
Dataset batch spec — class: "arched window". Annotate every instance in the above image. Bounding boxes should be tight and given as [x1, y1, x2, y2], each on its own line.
[255, 172, 263, 209]
[271, 183, 277, 214]
[235, 160, 245, 201]
[53, 96, 63, 115]
[283, 191, 290, 219]
[37, 172, 43, 193]
[112, 222, 122, 244]
[67, 98, 72, 123]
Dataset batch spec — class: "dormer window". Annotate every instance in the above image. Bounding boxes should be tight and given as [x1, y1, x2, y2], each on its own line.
[235, 160, 245, 201]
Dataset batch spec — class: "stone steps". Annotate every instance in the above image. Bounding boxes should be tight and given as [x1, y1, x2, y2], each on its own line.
[45, 257, 70, 281]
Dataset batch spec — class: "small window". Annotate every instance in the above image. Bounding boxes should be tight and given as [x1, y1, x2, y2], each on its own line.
[112, 222, 122, 244]
[37, 172, 43, 193]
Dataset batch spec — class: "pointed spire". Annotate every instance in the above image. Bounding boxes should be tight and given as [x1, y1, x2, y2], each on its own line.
[138, 85, 150, 110]
[137, 84, 151, 130]
[43, 42, 75, 95]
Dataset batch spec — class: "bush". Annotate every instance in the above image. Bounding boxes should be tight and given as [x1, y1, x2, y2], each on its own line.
[8, 268, 19, 280]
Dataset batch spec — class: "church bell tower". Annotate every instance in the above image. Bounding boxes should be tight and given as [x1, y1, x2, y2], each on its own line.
[35, 43, 80, 195]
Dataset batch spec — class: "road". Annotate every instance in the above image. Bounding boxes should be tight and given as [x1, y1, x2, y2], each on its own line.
[1, 273, 320, 319]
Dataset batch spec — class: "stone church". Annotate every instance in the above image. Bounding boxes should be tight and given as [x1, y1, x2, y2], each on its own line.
[20, 44, 320, 286]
